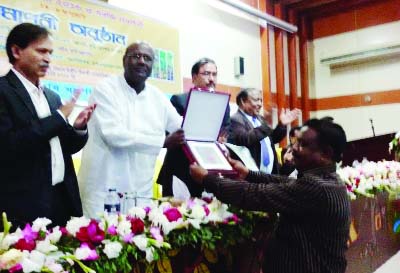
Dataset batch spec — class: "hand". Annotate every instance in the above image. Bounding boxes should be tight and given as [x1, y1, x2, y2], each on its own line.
[228, 158, 249, 180]
[59, 89, 82, 118]
[279, 108, 301, 126]
[164, 129, 185, 149]
[190, 163, 208, 183]
[73, 103, 97, 129]
[217, 129, 228, 143]
[283, 147, 294, 164]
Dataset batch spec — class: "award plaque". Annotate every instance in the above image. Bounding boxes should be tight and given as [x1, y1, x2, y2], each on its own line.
[181, 89, 236, 176]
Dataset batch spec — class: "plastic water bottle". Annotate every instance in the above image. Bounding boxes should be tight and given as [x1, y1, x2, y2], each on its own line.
[104, 188, 120, 214]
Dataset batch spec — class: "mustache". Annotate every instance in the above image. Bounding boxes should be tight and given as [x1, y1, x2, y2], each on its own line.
[39, 63, 49, 69]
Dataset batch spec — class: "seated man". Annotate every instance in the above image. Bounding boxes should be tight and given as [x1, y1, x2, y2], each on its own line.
[190, 118, 350, 273]
[228, 88, 300, 174]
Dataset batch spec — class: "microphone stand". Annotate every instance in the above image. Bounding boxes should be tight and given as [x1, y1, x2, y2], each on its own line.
[369, 119, 376, 137]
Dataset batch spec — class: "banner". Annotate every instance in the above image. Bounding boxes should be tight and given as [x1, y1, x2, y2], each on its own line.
[0, 0, 181, 104]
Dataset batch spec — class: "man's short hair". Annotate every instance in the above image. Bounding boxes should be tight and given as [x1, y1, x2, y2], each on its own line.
[124, 40, 154, 58]
[236, 88, 258, 106]
[304, 118, 347, 162]
[6, 23, 50, 64]
[191, 57, 216, 77]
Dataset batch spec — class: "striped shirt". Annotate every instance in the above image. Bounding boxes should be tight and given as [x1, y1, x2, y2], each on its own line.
[203, 165, 350, 273]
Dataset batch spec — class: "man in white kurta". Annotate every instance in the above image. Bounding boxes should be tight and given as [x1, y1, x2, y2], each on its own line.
[78, 42, 182, 218]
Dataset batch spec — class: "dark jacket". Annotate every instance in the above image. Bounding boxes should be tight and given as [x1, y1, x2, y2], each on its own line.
[228, 110, 286, 174]
[0, 71, 87, 228]
[203, 165, 350, 273]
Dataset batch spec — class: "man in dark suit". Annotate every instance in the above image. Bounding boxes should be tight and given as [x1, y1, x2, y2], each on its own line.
[170, 57, 230, 131]
[0, 23, 95, 229]
[228, 88, 300, 174]
[157, 58, 230, 197]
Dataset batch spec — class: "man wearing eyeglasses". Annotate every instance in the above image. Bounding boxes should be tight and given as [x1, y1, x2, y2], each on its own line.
[157, 58, 231, 197]
[78, 42, 184, 218]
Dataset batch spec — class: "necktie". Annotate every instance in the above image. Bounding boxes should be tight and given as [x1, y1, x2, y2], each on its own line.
[252, 116, 270, 167]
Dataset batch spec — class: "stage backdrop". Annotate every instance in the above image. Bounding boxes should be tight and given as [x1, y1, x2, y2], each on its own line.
[0, 0, 181, 104]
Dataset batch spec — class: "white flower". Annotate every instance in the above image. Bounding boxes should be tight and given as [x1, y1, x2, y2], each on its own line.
[102, 240, 122, 259]
[45, 261, 64, 273]
[187, 219, 202, 229]
[116, 219, 131, 237]
[74, 245, 93, 261]
[132, 235, 148, 251]
[0, 249, 23, 269]
[47, 227, 62, 244]
[21, 250, 46, 273]
[36, 239, 58, 254]
[189, 205, 206, 220]
[32, 218, 52, 232]
[0, 231, 22, 250]
[99, 213, 119, 231]
[145, 247, 155, 263]
[128, 207, 146, 219]
[66, 217, 90, 236]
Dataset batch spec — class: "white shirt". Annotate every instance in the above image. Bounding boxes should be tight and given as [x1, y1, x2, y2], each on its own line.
[12, 68, 65, 185]
[242, 110, 274, 174]
[78, 74, 182, 218]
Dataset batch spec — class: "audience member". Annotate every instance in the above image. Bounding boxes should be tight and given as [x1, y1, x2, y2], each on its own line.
[228, 88, 300, 174]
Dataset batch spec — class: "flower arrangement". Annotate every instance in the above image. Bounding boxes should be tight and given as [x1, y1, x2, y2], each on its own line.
[0, 195, 264, 273]
[389, 131, 400, 160]
[337, 159, 400, 200]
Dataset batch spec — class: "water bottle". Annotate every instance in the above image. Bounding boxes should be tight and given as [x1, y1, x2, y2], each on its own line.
[104, 188, 121, 214]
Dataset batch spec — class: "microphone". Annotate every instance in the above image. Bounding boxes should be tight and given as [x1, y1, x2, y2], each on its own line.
[369, 118, 376, 137]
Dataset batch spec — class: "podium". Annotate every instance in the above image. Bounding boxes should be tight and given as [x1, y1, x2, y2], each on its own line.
[342, 133, 395, 166]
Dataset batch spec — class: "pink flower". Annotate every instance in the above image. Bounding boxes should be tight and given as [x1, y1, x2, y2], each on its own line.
[107, 225, 117, 236]
[186, 199, 195, 209]
[75, 243, 99, 261]
[203, 205, 210, 216]
[76, 220, 104, 247]
[14, 238, 35, 251]
[224, 214, 241, 224]
[13, 224, 40, 251]
[9, 263, 22, 273]
[130, 218, 145, 235]
[21, 224, 38, 241]
[60, 227, 68, 236]
[163, 208, 182, 222]
[144, 207, 151, 215]
[150, 227, 163, 242]
[202, 196, 213, 204]
[122, 233, 134, 243]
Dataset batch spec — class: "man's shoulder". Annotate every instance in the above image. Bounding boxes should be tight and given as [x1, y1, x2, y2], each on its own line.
[171, 92, 187, 100]
[231, 111, 245, 122]
[98, 74, 120, 87]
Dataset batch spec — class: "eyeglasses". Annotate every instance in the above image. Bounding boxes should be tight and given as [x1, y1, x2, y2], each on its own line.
[126, 53, 153, 62]
[198, 71, 217, 77]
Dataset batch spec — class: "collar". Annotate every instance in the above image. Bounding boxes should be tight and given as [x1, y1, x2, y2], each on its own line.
[121, 74, 147, 95]
[239, 109, 257, 122]
[11, 68, 42, 95]
[298, 164, 336, 178]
